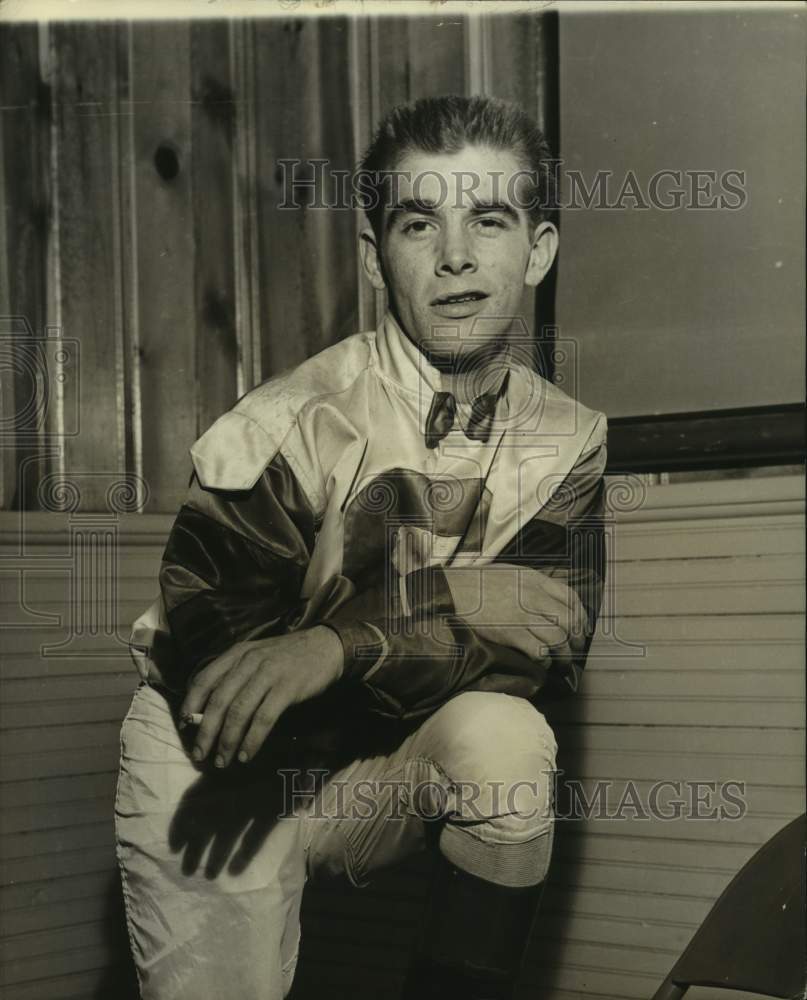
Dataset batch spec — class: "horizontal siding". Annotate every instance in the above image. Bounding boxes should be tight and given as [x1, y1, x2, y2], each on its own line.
[0, 476, 804, 999]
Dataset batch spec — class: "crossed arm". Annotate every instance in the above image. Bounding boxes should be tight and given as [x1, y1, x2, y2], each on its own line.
[161, 442, 606, 767]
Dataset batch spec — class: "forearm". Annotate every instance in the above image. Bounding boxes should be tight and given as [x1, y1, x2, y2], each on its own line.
[158, 454, 317, 689]
[324, 566, 555, 721]
[324, 445, 608, 716]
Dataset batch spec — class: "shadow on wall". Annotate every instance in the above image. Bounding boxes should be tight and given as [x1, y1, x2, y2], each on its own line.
[516, 694, 586, 999]
[95, 871, 140, 1000]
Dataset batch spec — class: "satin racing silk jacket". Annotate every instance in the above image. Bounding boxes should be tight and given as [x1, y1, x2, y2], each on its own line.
[130, 312, 608, 738]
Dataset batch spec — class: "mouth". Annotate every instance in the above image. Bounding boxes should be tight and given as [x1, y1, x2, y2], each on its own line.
[430, 290, 489, 306]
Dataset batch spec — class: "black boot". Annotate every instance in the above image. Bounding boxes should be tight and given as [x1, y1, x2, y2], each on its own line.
[401, 857, 546, 1000]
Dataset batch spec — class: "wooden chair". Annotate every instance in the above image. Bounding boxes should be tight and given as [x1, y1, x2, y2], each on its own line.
[652, 814, 806, 1000]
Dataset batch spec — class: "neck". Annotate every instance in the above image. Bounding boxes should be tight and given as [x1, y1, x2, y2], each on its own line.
[383, 308, 513, 403]
[398, 328, 510, 402]
[424, 340, 511, 403]
[419, 338, 509, 375]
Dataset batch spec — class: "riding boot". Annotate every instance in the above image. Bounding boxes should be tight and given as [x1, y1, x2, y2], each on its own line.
[401, 857, 546, 1000]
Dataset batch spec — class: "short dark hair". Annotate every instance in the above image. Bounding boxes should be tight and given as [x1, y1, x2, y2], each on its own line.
[358, 94, 557, 238]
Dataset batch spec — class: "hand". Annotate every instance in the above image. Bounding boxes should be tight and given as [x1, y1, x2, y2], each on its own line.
[180, 625, 344, 768]
[443, 564, 589, 667]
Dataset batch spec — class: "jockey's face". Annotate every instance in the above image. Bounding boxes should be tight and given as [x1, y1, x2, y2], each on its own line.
[361, 143, 558, 365]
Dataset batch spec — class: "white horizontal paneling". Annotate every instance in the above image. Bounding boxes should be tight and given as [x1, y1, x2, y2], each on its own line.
[549, 696, 804, 728]
[1, 631, 143, 656]
[609, 517, 803, 561]
[0, 695, 135, 731]
[2, 821, 113, 863]
[1, 846, 118, 888]
[586, 639, 803, 671]
[0, 773, 117, 810]
[1, 943, 116, 991]
[0, 476, 804, 1000]
[0, 722, 123, 754]
[0, 871, 114, 915]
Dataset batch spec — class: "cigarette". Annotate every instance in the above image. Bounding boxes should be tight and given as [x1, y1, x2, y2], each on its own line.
[180, 712, 204, 727]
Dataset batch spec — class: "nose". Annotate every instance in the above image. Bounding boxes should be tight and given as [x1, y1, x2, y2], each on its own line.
[436, 223, 477, 276]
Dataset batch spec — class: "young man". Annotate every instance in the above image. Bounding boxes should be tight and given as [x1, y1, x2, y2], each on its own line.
[116, 95, 607, 1000]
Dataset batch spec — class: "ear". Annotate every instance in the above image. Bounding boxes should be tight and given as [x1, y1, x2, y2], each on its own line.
[524, 221, 559, 288]
[359, 227, 387, 292]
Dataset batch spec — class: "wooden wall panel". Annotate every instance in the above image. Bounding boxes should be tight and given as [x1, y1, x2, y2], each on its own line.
[2, 11, 559, 511]
[229, 18, 263, 393]
[482, 10, 559, 365]
[0, 24, 51, 511]
[253, 17, 359, 376]
[190, 20, 240, 439]
[406, 17, 467, 97]
[372, 17, 414, 117]
[47, 23, 129, 512]
[357, 15, 471, 330]
[129, 22, 198, 512]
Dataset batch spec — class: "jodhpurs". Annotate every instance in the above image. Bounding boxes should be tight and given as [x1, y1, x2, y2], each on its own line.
[115, 682, 558, 1000]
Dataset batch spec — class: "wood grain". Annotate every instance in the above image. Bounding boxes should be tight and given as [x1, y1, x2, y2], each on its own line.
[128, 21, 197, 513]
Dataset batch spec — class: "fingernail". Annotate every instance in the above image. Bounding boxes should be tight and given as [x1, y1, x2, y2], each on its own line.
[214, 754, 225, 768]
[237, 751, 248, 763]
[191, 746, 203, 762]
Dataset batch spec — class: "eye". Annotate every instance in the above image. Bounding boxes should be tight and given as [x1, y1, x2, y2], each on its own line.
[475, 216, 508, 233]
[401, 218, 435, 236]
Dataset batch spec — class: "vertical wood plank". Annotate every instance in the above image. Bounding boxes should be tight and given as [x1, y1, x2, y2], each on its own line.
[190, 19, 239, 434]
[253, 17, 358, 377]
[372, 16, 412, 117]
[229, 18, 262, 395]
[129, 21, 197, 512]
[485, 10, 559, 370]
[406, 16, 467, 97]
[0, 24, 51, 510]
[348, 17, 377, 333]
[49, 22, 127, 511]
[116, 23, 143, 502]
[366, 13, 471, 327]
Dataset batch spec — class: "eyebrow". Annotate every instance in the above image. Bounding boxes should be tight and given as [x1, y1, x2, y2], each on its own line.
[469, 200, 520, 222]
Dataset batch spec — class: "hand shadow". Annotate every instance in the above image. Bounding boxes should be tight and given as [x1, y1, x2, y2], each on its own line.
[167, 716, 322, 881]
[165, 686, 410, 883]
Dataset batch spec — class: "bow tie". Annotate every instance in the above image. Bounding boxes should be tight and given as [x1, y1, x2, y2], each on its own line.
[424, 386, 502, 449]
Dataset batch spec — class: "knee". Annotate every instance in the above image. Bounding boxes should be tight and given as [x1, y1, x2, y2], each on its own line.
[425, 691, 558, 786]
[419, 694, 557, 887]
[412, 692, 558, 836]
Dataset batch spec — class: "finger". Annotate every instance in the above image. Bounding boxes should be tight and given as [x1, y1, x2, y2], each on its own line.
[534, 637, 574, 671]
[523, 591, 587, 645]
[515, 569, 589, 637]
[192, 654, 262, 765]
[237, 689, 290, 763]
[464, 567, 570, 633]
[215, 665, 277, 767]
[476, 607, 570, 656]
[181, 645, 244, 717]
[480, 624, 554, 663]
[510, 626, 574, 669]
[528, 619, 573, 652]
